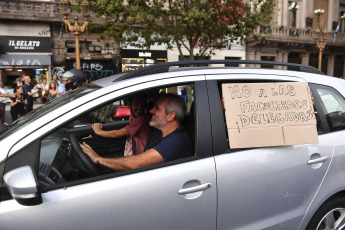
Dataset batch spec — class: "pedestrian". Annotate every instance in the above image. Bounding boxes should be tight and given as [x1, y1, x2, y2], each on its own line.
[22, 76, 39, 113]
[58, 77, 68, 96]
[177, 85, 188, 103]
[58, 76, 63, 86]
[52, 74, 60, 86]
[0, 81, 11, 124]
[10, 86, 27, 122]
[17, 73, 25, 87]
[40, 77, 49, 104]
[48, 82, 58, 102]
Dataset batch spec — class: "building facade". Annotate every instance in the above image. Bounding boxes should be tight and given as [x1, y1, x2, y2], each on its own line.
[0, 0, 120, 89]
[247, 0, 345, 78]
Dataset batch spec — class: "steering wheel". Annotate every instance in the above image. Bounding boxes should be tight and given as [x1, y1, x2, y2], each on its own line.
[68, 133, 100, 177]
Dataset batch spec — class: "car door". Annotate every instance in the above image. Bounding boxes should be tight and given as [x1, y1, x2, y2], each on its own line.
[206, 78, 333, 230]
[1, 79, 217, 230]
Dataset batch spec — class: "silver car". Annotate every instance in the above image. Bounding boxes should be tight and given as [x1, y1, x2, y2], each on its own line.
[1, 60, 345, 230]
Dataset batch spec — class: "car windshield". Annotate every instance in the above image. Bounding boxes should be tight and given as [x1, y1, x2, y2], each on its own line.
[0, 83, 101, 139]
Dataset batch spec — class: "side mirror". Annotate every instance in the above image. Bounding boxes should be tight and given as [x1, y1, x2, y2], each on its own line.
[3, 166, 42, 206]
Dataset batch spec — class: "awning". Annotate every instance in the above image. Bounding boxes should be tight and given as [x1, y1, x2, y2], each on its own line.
[0, 54, 51, 68]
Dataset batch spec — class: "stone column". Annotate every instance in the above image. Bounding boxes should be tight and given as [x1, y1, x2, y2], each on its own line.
[276, 50, 284, 70]
[327, 54, 335, 76]
[300, 0, 308, 28]
[301, 52, 310, 66]
[282, 51, 288, 70]
[246, 51, 256, 68]
[328, 0, 339, 32]
[255, 50, 262, 68]
[276, 0, 283, 26]
[282, 0, 289, 27]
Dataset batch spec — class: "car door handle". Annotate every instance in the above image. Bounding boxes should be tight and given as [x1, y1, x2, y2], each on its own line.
[178, 183, 211, 195]
[307, 156, 329, 165]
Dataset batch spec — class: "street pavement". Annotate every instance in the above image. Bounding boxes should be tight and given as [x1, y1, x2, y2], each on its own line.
[4, 101, 42, 124]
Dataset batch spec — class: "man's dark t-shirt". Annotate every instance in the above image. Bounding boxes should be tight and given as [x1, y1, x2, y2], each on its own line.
[23, 83, 34, 102]
[145, 126, 193, 161]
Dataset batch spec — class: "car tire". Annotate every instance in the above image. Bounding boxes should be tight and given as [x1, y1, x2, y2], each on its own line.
[306, 195, 345, 230]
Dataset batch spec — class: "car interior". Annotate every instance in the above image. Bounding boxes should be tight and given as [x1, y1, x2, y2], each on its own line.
[38, 84, 195, 187]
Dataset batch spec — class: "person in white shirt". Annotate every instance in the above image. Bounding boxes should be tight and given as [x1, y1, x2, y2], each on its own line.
[40, 78, 49, 104]
[0, 81, 15, 124]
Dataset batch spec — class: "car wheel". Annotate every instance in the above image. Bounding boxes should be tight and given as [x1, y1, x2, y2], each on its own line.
[306, 196, 345, 230]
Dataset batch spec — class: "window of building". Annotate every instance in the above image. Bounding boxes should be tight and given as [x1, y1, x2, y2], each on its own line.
[261, 56, 275, 69]
[225, 57, 241, 67]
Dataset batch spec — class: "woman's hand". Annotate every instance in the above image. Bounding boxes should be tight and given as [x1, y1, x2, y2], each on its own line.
[92, 123, 103, 135]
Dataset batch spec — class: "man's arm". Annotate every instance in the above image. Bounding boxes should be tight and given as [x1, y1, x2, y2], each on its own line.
[26, 91, 37, 96]
[92, 123, 129, 138]
[80, 142, 164, 171]
[0, 93, 11, 98]
[23, 85, 38, 96]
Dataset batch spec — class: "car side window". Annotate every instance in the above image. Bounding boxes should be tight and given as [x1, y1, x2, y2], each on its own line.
[313, 84, 345, 132]
[37, 83, 196, 188]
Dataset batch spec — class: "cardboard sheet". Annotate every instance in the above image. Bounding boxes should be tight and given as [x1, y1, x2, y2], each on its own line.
[222, 82, 319, 149]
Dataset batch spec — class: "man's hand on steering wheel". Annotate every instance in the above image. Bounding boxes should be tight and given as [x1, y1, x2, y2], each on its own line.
[80, 142, 101, 165]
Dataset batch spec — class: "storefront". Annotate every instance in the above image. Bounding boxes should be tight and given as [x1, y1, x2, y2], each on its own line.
[121, 49, 167, 72]
[0, 22, 52, 89]
[52, 58, 118, 82]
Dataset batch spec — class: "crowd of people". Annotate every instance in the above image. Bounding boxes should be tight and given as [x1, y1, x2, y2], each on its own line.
[0, 73, 82, 124]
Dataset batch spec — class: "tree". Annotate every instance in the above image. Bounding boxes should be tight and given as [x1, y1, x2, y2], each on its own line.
[87, 0, 275, 60]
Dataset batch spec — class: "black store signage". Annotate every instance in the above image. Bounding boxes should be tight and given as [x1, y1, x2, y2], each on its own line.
[121, 49, 167, 59]
[0, 36, 51, 53]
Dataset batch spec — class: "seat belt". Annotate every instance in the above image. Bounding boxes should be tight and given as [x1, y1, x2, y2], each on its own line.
[132, 136, 137, 155]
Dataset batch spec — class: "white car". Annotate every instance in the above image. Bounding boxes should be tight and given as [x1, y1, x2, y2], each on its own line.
[0, 60, 345, 230]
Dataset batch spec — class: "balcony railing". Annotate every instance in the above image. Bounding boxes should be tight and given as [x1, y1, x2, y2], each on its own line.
[0, 1, 60, 13]
[0, 1, 98, 22]
[254, 26, 345, 45]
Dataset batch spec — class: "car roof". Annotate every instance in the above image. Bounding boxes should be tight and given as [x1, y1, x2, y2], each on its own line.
[91, 60, 345, 99]
[115, 60, 324, 81]
[92, 61, 331, 86]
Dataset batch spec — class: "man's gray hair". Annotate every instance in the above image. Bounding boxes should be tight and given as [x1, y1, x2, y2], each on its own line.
[162, 93, 187, 124]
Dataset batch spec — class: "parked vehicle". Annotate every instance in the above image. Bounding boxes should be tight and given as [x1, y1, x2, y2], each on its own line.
[0, 60, 345, 230]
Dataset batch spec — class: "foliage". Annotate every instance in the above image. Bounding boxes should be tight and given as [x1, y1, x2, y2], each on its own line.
[87, 0, 276, 60]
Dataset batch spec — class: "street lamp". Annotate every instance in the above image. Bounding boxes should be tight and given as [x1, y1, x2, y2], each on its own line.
[288, 2, 299, 28]
[315, 37, 326, 71]
[314, 9, 325, 71]
[59, 0, 89, 70]
[314, 9, 325, 32]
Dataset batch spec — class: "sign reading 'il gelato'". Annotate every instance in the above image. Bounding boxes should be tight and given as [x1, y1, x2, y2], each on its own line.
[0, 36, 51, 53]
[8, 40, 41, 50]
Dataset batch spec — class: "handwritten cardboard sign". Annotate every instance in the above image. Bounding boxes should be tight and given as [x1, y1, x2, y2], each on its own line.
[222, 82, 318, 149]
